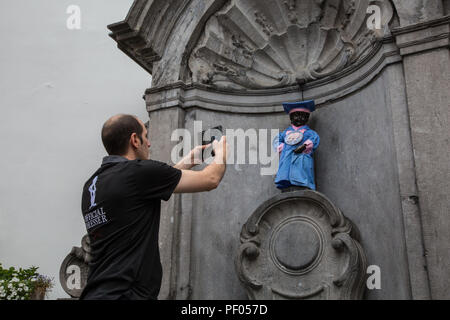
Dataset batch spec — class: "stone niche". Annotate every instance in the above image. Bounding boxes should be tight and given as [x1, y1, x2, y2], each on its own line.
[107, 0, 449, 300]
[189, 0, 393, 90]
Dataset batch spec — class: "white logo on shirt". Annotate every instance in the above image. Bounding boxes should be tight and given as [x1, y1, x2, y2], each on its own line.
[84, 207, 108, 230]
[88, 176, 98, 209]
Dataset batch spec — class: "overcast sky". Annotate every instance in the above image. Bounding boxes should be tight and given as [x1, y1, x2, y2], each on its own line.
[0, 0, 151, 299]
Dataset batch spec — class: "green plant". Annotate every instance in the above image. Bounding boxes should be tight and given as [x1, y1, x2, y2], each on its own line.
[0, 263, 54, 300]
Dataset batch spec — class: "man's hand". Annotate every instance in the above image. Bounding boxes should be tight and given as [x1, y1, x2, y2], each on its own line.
[212, 136, 228, 164]
[174, 136, 229, 194]
[191, 144, 211, 166]
[174, 144, 211, 170]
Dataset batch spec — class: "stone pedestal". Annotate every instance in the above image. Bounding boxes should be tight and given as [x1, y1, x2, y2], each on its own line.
[236, 190, 367, 300]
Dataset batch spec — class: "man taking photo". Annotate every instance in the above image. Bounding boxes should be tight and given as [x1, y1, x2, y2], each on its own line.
[79, 114, 228, 300]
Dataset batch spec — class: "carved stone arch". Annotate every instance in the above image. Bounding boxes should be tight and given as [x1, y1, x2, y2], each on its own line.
[108, 0, 446, 83]
[179, 0, 231, 82]
[109, 1, 401, 106]
[186, 0, 397, 91]
[130, 0, 401, 113]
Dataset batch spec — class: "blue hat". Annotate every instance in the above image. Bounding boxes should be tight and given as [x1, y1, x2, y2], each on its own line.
[283, 100, 316, 114]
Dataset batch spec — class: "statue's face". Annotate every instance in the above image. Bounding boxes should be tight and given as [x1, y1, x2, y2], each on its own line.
[290, 111, 310, 127]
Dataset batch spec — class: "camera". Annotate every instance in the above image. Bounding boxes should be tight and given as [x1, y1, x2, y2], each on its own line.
[201, 126, 224, 159]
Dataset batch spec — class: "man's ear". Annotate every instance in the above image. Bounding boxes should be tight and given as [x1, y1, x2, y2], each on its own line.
[130, 133, 140, 149]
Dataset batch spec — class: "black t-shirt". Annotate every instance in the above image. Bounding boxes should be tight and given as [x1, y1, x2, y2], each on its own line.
[79, 156, 181, 300]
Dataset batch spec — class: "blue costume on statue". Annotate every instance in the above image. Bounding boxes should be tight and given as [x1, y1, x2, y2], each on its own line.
[275, 101, 320, 190]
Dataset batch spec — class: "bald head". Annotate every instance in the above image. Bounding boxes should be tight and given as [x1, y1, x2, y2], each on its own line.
[101, 114, 144, 156]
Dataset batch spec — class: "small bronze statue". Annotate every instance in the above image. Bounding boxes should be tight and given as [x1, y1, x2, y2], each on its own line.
[274, 100, 320, 190]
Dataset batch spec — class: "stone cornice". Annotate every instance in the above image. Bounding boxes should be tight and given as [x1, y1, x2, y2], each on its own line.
[107, 0, 194, 74]
[392, 15, 450, 56]
[392, 15, 450, 35]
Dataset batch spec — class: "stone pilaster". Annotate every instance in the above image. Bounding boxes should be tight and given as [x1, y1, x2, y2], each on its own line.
[146, 104, 186, 300]
[392, 15, 450, 299]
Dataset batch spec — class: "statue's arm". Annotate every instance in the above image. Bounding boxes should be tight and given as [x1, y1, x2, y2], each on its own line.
[277, 131, 286, 153]
[297, 131, 320, 154]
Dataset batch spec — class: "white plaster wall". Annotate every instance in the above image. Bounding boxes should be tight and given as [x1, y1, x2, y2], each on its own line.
[0, 0, 150, 299]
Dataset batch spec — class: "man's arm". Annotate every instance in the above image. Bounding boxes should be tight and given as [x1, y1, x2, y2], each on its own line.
[174, 137, 228, 193]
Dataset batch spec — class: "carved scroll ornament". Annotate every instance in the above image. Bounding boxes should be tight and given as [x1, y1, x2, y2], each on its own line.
[235, 190, 368, 300]
[59, 235, 91, 298]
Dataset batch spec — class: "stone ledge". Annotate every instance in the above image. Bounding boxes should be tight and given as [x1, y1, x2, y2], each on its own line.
[392, 15, 450, 56]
